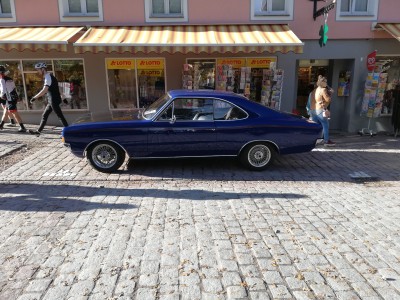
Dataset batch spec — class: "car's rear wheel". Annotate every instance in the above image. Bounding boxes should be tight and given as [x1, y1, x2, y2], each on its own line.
[240, 142, 275, 171]
[87, 141, 126, 173]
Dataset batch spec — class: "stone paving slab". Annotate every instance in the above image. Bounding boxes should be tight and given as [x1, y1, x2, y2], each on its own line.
[0, 140, 26, 158]
[0, 130, 400, 299]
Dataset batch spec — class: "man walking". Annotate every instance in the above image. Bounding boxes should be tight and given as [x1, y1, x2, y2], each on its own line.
[28, 62, 68, 136]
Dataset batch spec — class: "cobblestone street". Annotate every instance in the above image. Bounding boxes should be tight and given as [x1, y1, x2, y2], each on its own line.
[1, 127, 400, 299]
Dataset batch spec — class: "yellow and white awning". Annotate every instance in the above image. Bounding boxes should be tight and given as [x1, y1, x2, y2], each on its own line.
[0, 26, 84, 52]
[74, 24, 303, 54]
[375, 23, 400, 42]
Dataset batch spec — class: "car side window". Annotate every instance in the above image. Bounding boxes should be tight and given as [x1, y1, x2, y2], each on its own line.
[157, 104, 173, 121]
[173, 98, 214, 121]
[214, 100, 247, 120]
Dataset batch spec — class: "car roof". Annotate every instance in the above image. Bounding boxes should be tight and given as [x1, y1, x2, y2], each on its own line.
[168, 89, 245, 99]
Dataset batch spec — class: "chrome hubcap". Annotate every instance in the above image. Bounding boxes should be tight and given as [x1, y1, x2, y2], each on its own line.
[92, 144, 117, 168]
[248, 145, 271, 167]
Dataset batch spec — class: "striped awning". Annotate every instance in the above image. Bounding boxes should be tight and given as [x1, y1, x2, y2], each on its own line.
[0, 26, 84, 52]
[74, 24, 303, 54]
[375, 23, 400, 42]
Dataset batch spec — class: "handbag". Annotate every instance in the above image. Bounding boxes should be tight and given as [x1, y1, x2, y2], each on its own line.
[322, 109, 330, 118]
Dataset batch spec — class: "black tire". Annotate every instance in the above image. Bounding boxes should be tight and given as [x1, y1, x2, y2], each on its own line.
[87, 141, 126, 173]
[240, 142, 276, 171]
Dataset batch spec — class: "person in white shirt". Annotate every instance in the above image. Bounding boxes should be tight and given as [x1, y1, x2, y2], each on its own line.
[0, 65, 26, 132]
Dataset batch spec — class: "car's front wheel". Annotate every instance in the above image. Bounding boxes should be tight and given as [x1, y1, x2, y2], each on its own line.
[87, 141, 126, 173]
[240, 142, 276, 171]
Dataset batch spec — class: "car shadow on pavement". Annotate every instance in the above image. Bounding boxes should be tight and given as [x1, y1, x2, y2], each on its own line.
[0, 183, 306, 212]
[0, 183, 136, 212]
[124, 148, 400, 182]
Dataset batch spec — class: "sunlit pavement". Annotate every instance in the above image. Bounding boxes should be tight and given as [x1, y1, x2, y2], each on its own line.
[1, 129, 400, 299]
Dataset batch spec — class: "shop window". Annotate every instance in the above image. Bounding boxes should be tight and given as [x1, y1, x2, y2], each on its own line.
[145, 0, 188, 22]
[106, 59, 137, 110]
[251, 0, 293, 21]
[183, 57, 281, 108]
[137, 58, 166, 108]
[58, 0, 103, 22]
[22, 59, 87, 111]
[376, 56, 400, 116]
[0, 60, 25, 110]
[185, 59, 216, 90]
[0, 0, 16, 22]
[106, 58, 166, 110]
[336, 0, 378, 21]
[54, 60, 87, 110]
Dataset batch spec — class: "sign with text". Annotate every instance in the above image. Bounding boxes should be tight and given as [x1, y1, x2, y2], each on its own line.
[106, 59, 135, 70]
[137, 59, 165, 70]
[246, 57, 277, 68]
[138, 69, 163, 77]
[216, 58, 246, 68]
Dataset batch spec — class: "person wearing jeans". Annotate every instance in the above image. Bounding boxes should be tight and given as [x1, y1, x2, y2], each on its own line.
[28, 62, 68, 136]
[308, 75, 335, 146]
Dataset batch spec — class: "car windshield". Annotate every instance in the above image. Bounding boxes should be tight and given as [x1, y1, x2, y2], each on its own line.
[142, 93, 171, 120]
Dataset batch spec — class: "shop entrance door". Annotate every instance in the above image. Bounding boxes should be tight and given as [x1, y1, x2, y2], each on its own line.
[296, 60, 329, 117]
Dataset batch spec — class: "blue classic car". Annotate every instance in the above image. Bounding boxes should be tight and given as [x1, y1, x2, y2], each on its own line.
[62, 90, 322, 172]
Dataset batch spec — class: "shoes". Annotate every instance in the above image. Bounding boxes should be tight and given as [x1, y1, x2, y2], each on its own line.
[28, 129, 41, 136]
[324, 140, 336, 146]
[18, 127, 27, 133]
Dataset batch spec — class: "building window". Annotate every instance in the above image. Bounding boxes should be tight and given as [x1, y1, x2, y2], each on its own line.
[0, 0, 11, 14]
[336, 0, 378, 20]
[0, 0, 16, 22]
[251, 0, 293, 21]
[145, 0, 188, 22]
[58, 0, 103, 22]
[152, 0, 182, 15]
[340, 0, 368, 14]
[259, 0, 286, 14]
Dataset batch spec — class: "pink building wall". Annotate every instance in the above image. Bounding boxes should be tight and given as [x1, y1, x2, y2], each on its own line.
[14, 0, 398, 41]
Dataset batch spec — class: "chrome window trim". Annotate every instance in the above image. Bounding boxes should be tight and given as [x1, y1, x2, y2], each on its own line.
[153, 96, 249, 122]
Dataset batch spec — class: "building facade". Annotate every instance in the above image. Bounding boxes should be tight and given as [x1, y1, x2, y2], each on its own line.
[0, 0, 399, 134]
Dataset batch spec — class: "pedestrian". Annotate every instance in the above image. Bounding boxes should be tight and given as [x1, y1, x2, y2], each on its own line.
[0, 65, 26, 132]
[28, 62, 69, 136]
[0, 98, 16, 127]
[308, 75, 335, 146]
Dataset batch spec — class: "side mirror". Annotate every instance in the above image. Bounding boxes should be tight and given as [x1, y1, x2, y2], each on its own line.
[169, 115, 176, 124]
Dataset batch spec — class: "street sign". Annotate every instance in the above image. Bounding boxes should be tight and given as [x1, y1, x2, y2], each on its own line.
[313, 0, 336, 20]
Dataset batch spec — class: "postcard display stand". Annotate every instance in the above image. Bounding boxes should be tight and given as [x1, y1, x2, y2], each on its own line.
[239, 67, 252, 97]
[216, 65, 235, 91]
[261, 68, 284, 109]
[182, 64, 194, 89]
[359, 72, 388, 136]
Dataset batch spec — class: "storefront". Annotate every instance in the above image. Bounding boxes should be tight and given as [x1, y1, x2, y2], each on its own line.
[2, 24, 304, 126]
